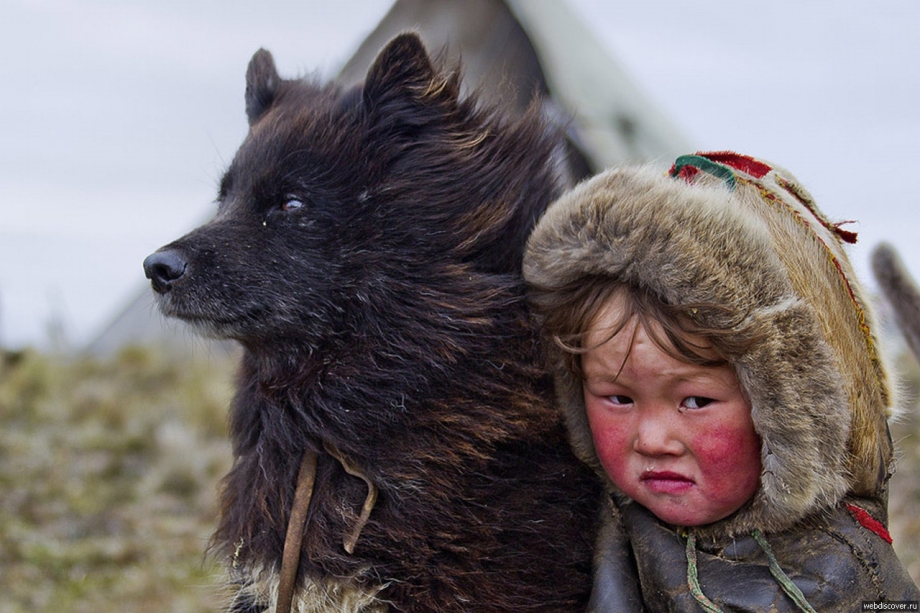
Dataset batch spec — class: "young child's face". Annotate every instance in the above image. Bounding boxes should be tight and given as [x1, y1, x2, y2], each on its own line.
[581, 299, 762, 527]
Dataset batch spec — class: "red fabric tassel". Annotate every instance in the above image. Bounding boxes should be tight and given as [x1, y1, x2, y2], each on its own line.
[833, 221, 859, 244]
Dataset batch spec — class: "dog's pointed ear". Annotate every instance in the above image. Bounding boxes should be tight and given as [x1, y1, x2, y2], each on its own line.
[246, 48, 280, 125]
[362, 33, 456, 124]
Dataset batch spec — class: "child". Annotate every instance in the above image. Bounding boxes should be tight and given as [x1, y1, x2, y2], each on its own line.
[524, 152, 920, 611]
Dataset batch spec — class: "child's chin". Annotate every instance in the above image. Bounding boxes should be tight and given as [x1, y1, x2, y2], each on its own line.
[644, 502, 731, 528]
[637, 495, 709, 527]
[652, 510, 702, 527]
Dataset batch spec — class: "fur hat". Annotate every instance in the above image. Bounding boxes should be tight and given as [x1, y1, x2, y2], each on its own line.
[523, 151, 895, 536]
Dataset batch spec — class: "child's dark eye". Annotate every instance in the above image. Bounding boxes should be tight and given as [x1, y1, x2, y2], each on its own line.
[608, 395, 633, 406]
[682, 396, 714, 410]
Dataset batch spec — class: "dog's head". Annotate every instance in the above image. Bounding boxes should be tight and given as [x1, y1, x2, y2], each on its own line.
[144, 33, 563, 349]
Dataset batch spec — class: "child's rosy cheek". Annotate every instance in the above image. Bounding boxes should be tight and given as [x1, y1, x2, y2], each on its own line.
[590, 422, 631, 469]
[692, 426, 761, 491]
[588, 414, 629, 445]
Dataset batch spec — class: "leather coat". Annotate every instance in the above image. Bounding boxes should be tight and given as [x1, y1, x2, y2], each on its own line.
[590, 495, 920, 611]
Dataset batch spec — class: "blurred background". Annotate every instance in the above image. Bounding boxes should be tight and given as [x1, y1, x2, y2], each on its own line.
[1, 1, 919, 610]
[2, 0, 919, 352]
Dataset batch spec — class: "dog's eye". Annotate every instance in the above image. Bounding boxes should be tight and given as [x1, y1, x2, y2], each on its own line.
[281, 197, 305, 212]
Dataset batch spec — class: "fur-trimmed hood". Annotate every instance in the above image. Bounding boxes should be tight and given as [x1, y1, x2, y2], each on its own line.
[524, 152, 895, 536]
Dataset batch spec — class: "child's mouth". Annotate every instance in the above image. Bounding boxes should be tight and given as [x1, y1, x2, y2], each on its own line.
[640, 471, 694, 493]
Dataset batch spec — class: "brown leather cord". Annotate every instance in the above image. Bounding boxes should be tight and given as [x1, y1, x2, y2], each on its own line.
[276, 449, 318, 613]
[323, 442, 379, 554]
[274, 445, 379, 612]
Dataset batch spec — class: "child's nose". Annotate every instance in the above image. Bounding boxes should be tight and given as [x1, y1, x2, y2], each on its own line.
[633, 409, 683, 455]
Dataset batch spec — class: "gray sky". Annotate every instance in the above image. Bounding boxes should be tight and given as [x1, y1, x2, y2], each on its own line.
[2, 0, 919, 350]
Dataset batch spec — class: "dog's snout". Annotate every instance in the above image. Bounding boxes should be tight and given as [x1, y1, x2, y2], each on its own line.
[144, 249, 188, 294]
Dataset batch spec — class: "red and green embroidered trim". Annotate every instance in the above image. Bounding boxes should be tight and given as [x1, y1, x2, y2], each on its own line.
[669, 151, 771, 187]
[701, 151, 772, 179]
[670, 154, 736, 189]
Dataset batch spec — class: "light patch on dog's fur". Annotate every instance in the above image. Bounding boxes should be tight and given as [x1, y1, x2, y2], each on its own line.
[228, 568, 390, 613]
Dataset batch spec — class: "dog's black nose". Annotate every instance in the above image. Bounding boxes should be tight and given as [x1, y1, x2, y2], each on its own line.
[143, 249, 187, 294]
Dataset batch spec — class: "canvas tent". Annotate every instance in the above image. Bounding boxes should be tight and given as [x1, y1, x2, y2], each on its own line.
[338, 0, 688, 171]
[86, 0, 689, 356]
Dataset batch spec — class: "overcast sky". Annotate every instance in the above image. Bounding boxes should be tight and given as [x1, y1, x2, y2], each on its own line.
[2, 0, 919, 350]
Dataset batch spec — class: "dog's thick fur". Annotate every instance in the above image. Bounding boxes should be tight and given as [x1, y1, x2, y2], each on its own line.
[144, 33, 599, 612]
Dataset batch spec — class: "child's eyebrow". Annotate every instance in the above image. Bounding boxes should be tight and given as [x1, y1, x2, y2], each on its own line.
[584, 365, 736, 389]
[670, 370, 745, 395]
[669, 366, 736, 384]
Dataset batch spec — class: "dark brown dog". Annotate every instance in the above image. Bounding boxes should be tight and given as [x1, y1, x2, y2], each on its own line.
[144, 33, 598, 612]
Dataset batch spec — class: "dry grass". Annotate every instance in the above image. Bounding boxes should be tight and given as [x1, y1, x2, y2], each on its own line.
[888, 349, 920, 585]
[0, 342, 917, 612]
[0, 346, 236, 613]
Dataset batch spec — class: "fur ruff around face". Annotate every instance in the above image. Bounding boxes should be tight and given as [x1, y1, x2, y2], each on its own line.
[523, 153, 895, 537]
